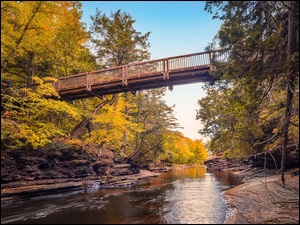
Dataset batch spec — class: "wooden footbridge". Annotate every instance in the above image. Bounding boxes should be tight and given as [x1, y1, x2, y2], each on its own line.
[29, 50, 229, 101]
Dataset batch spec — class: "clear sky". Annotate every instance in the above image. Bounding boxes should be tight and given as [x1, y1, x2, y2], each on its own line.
[80, 1, 222, 142]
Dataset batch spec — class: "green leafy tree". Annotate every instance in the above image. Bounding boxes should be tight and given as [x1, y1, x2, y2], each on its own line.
[197, 81, 261, 159]
[201, 1, 299, 184]
[90, 9, 150, 67]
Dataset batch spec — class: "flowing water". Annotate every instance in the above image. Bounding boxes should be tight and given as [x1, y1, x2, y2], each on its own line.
[1, 166, 240, 224]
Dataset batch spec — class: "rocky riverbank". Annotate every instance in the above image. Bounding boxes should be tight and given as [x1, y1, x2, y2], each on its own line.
[1, 141, 171, 206]
[204, 153, 299, 224]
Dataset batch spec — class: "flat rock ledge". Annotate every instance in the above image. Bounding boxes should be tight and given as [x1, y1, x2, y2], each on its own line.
[204, 156, 299, 224]
[225, 172, 299, 224]
[1, 169, 161, 206]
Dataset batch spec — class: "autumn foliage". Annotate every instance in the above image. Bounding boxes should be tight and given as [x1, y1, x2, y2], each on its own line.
[1, 1, 208, 165]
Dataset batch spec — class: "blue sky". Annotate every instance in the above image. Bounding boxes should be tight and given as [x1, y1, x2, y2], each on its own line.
[80, 1, 222, 141]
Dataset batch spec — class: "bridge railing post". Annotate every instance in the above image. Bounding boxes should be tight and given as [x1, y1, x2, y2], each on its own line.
[124, 66, 128, 85]
[53, 80, 59, 92]
[56, 79, 60, 91]
[86, 72, 92, 91]
[163, 59, 169, 79]
[210, 50, 216, 65]
[166, 59, 169, 79]
[121, 66, 125, 85]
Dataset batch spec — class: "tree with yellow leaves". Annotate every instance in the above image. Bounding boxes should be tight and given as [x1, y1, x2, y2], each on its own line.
[1, 77, 81, 149]
[1, 1, 95, 87]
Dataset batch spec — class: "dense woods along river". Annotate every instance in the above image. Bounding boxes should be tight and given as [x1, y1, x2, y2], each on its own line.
[1, 166, 240, 224]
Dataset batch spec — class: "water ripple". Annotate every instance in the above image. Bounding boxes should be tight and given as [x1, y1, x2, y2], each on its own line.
[1, 166, 239, 224]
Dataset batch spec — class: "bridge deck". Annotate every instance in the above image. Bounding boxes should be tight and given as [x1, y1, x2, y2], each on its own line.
[35, 50, 229, 101]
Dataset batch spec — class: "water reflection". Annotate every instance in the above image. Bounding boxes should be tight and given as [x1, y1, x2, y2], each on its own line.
[210, 170, 241, 189]
[163, 166, 206, 179]
[1, 166, 239, 224]
[160, 167, 236, 224]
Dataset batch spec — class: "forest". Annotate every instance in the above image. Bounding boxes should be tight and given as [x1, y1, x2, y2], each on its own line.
[1, 1, 299, 178]
[1, 1, 207, 165]
[201, 1, 298, 181]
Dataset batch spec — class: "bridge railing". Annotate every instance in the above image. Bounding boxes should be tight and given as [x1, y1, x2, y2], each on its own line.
[127, 59, 165, 78]
[125, 51, 214, 80]
[58, 73, 88, 91]
[167, 52, 211, 70]
[211, 49, 230, 63]
[52, 50, 229, 93]
[91, 67, 123, 84]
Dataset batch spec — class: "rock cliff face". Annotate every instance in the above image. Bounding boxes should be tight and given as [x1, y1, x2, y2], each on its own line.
[1, 141, 146, 203]
[1, 141, 119, 184]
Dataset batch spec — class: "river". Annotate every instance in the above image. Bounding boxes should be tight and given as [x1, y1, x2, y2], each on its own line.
[1, 166, 240, 224]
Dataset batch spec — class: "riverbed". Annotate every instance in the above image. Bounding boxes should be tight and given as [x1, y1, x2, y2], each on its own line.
[1, 166, 240, 224]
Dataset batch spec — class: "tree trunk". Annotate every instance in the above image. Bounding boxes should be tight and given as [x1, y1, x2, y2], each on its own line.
[113, 93, 119, 108]
[281, 1, 298, 185]
[70, 118, 92, 138]
[70, 100, 109, 138]
[121, 93, 129, 154]
[128, 134, 146, 162]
